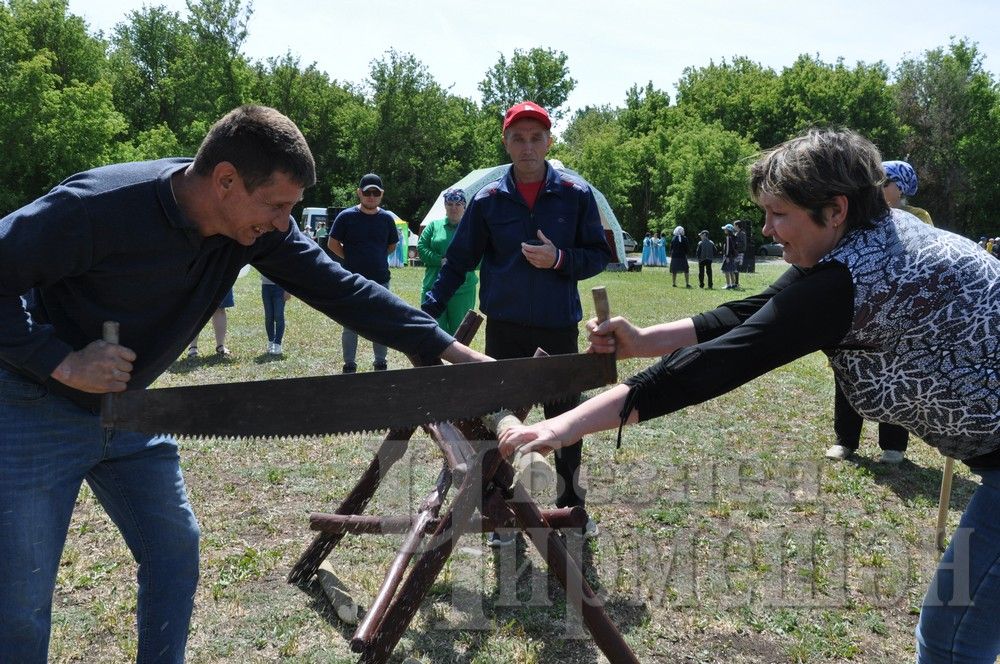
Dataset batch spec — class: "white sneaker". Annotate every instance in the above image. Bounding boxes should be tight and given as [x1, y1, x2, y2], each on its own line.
[825, 444, 854, 460]
[270, 343, 282, 355]
[266, 342, 274, 354]
[879, 450, 905, 464]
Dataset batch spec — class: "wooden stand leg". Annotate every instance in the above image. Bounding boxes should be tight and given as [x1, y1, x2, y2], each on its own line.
[288, 431, 413, 583]
[936, 456, 956, 553]
[497, 461, 638, 663]
[357, 448, 501, 664]
[288, 311, 484, 584]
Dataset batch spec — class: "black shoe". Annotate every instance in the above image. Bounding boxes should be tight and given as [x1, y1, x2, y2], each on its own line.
[373, 361, 387, 371]
[487, 531, 517, 548]
[342, 363, 357, 374]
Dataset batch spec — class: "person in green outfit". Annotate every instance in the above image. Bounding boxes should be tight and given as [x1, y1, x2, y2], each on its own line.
[418, 188, 478, 334]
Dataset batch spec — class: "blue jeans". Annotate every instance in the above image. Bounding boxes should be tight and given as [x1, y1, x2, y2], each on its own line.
[917, 468, 1000, 662]
[0, 368, 200, 663]
[342, 279, 389, 367]
[261, 283, 286, 344]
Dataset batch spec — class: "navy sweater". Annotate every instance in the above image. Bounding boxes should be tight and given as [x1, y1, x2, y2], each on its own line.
[0, 158, 453, 411]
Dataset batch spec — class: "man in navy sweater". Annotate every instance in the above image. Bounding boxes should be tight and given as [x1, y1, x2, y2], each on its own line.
[0, 105, 486, 663]
[423, 101, 611, 545]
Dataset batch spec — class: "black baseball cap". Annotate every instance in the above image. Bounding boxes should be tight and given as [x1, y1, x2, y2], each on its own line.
[359, 173, 384, 192]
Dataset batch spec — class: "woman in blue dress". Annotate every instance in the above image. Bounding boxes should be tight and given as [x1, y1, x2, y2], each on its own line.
[641, 232, 653, 265]
[656, 232, 668, 266]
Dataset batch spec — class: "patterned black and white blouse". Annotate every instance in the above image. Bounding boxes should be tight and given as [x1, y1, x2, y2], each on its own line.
[623, 210, 1000, 464]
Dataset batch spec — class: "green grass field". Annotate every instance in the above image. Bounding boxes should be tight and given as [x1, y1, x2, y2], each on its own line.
[50, 260, 973, 663]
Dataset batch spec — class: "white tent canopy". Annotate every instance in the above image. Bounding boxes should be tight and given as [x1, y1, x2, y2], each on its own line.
[418, 160, 627, 264]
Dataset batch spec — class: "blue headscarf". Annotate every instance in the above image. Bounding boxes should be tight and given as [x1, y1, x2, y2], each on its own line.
[882, 160, 918, 197]
[443, 187, 467, 204]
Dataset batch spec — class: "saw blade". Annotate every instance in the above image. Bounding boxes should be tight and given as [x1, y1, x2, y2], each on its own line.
[105, 353, 617, 439]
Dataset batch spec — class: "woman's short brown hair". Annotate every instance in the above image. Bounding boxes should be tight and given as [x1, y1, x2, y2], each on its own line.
[750, 128, 888, 229]
[192, 105, 316, 192]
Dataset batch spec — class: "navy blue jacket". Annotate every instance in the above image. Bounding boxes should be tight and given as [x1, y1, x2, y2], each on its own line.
[0, 159, 453, 411]
[423, 163, 611, 328]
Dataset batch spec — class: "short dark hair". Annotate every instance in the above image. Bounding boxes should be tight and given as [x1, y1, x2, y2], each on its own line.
[192, 105, 316, 192]
[749, 128, 888, 230]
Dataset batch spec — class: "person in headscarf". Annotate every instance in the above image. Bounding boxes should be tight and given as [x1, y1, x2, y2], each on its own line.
[720, 223, 739, 289]
[417, 188, 478, 335]
[882, 160, 932, 226]
[641, 231, 653, 266]
[669, 225, 691, 288]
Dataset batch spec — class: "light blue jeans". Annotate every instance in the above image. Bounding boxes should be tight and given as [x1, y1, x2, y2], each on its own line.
[917, 468, 1000, 662]
[261, 283, 286, 344]
[0, 368, 200, 663]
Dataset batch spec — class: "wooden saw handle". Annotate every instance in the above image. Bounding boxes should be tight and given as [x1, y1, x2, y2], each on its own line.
[592, 286, 610, 325]
[100, 321, 119, 427]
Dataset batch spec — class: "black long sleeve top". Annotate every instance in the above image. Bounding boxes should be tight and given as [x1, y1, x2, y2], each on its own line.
[621, 263, 1000, 469]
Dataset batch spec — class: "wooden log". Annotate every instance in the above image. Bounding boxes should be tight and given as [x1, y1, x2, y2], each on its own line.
[316, 560, 360, 624]
[309, 514, 436, 536]
[482, 409, 555, 498]
[425, 421, 475, 483]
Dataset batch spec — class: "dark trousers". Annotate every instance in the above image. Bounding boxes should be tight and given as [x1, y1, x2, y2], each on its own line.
[833, 378, 908, 452]
[485, 319, 585, 508]
[698, 259, 713, 288]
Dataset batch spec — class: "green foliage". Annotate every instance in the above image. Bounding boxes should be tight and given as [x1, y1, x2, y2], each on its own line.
[0, 0, 124, 213]
[676, 56, 780, 147]
[107, 4, 188, 137]
[773, 55, 901, 154]
[360, 49, 488, 222]
[2, 0, 997, 244]
[677, 54, 901, 153]
[894, 39, 1000, 237]
[658, 117, 760, 234]
[478, 46, 576, 122]
[552, 105, 634, 229]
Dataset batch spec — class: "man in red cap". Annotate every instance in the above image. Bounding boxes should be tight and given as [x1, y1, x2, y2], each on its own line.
[423, 100, 612, 545]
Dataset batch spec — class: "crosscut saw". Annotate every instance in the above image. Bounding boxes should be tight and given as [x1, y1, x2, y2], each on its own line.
[101, 353, 617, 438]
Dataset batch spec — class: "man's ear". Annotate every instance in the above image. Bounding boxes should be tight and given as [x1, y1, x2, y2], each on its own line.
[212, 162, 238, 194]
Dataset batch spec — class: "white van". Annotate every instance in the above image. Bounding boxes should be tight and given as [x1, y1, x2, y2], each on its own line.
[300, 207, 328, 233]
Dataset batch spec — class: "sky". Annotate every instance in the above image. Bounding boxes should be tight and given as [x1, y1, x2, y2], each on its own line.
[67, 0, 1000, 132]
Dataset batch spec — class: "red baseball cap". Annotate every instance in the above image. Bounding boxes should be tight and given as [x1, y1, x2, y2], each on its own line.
[503, 101, 551, 131]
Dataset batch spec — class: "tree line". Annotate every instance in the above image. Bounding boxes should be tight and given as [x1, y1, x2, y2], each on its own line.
[3, 0, 998, 243]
